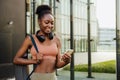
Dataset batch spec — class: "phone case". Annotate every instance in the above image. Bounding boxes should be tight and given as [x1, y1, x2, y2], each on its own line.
[66, 49, 74, 54]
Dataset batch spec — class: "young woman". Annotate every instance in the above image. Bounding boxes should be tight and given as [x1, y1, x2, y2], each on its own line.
[13, 5, 71, 80]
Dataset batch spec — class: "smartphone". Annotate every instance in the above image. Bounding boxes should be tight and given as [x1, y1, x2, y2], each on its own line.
[65, 49, 74, 55]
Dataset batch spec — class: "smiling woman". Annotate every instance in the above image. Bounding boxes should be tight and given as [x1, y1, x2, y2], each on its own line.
[13, 4, 72, 80]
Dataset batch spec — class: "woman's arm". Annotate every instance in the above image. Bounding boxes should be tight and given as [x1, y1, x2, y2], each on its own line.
[13, 35, 37, 65]
[55, 36, 71, 68]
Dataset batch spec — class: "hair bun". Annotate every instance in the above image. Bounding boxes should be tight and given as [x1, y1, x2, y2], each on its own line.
[36, 5, 52, 15]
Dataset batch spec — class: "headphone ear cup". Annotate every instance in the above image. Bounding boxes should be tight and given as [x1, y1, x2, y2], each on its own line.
[36, 35, 45, 42]
[49, 32, 54, 40]
[36, 30, 53, 42]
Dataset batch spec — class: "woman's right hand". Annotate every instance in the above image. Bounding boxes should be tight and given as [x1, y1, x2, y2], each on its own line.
[36, 53, 43, 64]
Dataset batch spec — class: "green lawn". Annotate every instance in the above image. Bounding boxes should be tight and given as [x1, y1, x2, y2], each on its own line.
[63, 60, 116, 73]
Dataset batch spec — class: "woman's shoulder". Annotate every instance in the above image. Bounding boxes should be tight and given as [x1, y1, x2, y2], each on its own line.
[25, 34, 37, 40]
[53, 32, 61, 47]
[54, 32, 61, 41]
[25, 34, 36, 45]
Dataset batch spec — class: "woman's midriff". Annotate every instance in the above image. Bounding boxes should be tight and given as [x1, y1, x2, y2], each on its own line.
[34, 56, 56, 73]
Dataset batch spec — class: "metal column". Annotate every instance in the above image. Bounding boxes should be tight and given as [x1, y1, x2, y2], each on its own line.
[116, 0, 120, 80]
[32, 0, 36, 34]
[87, 0, 93, 78]
[70, 0, 74, 80]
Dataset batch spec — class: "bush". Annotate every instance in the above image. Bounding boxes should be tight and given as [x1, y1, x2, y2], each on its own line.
[63, 60, 116, 73]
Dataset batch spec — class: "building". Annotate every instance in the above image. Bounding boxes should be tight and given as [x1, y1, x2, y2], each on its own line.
[98, 28, 116, 51]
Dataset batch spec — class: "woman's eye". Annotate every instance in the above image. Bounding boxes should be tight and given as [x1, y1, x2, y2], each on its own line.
[51, 22, 54, 25]
[45, 22, 49, 24]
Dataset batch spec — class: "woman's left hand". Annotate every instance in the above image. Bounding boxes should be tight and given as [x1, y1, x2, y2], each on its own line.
[61, 52, 71, 63]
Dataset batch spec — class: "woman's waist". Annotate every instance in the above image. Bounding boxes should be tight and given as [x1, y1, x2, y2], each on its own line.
[34, 65, 56, 73]
[31, 71, 57, 80]
[34, 61, 56, 73]
[33, 71, 56, 75]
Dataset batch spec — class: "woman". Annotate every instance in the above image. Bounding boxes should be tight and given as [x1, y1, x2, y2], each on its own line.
[13, 5, 71, 80]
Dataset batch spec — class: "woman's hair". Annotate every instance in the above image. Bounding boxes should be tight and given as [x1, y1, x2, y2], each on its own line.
[36, 5, 52, 19]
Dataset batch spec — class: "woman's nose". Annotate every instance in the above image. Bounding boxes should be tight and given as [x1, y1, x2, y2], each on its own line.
[48, 23, 53, 28]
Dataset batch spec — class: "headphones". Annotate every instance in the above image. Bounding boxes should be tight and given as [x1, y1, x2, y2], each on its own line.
[36, 30, 54, 42]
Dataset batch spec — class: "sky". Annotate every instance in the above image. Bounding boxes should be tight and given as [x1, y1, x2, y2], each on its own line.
[95, 0, 115, 29]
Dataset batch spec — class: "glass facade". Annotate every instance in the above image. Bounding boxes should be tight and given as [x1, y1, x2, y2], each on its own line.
[26, 0, 98, 53]
[98, 28, 116, 51]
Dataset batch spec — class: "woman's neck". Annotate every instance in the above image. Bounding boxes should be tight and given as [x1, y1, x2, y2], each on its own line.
[38, 30, 49, 37]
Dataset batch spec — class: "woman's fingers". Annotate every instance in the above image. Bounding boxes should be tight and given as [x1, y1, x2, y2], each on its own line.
[62, 53, 71, 63]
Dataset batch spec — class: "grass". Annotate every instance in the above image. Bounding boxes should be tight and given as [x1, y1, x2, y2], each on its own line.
[63, 60, 116, 73]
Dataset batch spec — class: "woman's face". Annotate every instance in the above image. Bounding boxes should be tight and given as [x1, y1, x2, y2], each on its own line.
[39, 14, 54, 34]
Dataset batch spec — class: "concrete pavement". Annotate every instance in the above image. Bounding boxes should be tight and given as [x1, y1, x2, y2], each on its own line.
[57, 70, 116, 80]
[8, 70, 116, 80]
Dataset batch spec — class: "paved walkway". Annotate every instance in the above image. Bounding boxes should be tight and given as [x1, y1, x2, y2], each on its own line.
[57, 70, 116, 80]
[8, 70, 116, 80]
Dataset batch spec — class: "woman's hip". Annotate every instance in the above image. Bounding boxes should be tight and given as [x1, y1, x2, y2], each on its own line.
[31, 72, 57, 80]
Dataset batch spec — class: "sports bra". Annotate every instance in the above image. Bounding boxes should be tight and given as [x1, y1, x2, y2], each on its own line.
[30, 35, 58, 59]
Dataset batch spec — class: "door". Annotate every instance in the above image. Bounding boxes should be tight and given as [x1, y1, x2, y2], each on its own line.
[0, 0, 25, 79]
